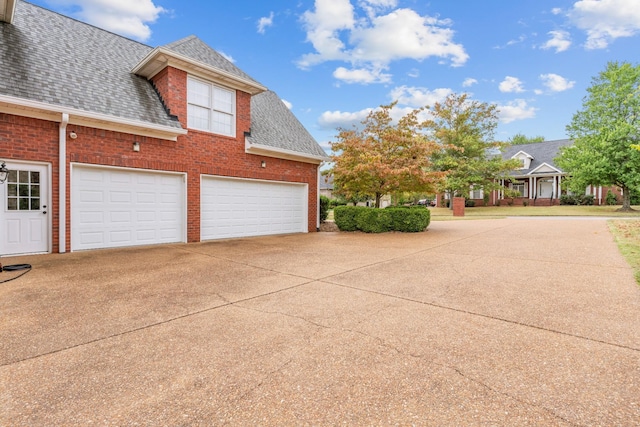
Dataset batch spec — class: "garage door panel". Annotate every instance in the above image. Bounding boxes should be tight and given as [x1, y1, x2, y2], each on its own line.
[72, 166, 185, 251]
[201, 176, 307, 240]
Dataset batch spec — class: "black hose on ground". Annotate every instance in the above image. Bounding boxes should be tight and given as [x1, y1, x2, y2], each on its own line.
[0, 263, 32, 283]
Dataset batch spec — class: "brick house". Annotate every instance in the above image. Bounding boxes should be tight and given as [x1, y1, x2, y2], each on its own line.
[0, 1, 328, 256]
[437, 139, 623, 207]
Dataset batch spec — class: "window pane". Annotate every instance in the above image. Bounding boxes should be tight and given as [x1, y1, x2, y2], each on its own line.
[188, 79, 210, 107]
[213, 87, 233, 114]
[19, 170, 29, 183]
[19, 197, 29, 210]
[188, 105, 210, 130]
[31, 171, 40, 184]
[212, 111, 232, 136]
[8, 170, 17, 183]
[31, 184, 40, 197]
[8, 184, 17, 197]
[8, 198, 17, 210]
[31, 198, 40, 210]
[19, 184, 29, 197]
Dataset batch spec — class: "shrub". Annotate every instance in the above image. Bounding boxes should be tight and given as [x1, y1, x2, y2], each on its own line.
[560, 194, 576, 205]
[465, 199, 476, 207]
[560, 194, 595, 205]
[606, 190, 618, 205]
[333, 206, 430, 233]
[320, 195, 330, 222]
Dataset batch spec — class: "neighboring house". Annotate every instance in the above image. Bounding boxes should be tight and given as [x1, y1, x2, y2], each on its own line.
[0, 1, 328, 256]
[320, 175, 334, 199]
[438, 139, 621, 207]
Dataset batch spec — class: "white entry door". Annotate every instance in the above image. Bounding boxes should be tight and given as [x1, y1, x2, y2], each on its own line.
[0, 163, 49, 255]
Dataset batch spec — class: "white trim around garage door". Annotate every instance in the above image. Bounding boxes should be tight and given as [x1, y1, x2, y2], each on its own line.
[200, 175, 308, 241]
[70, 163, 187, 251]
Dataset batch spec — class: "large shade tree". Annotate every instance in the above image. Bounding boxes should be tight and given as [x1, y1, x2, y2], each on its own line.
[557, 61, 640, 211]
[425, 93, 520, 204]
[330, 102, 444, 208]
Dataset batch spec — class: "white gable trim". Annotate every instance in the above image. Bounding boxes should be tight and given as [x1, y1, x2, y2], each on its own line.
[0, 0, 16, 23]
[528, 162, 562, 175]
[133, 48, 267, 96]
[511, 150, 534, 160]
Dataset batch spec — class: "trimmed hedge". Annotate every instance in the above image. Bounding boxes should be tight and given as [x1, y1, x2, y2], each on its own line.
[559, 194, 595, 205]
[333, 206, 430, 233]
[320, 195, 330, 222]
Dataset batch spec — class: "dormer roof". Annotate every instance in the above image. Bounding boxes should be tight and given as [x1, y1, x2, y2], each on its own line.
[502, 139, 573, 176]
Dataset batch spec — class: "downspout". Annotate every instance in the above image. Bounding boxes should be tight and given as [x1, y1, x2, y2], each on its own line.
[59, 113, 69, 253]
[316, 164, 321, 231]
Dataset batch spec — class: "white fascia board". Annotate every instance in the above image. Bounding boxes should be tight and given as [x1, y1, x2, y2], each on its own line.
[246, 140, 329, 165]
[527, 162, 562, 175]
[0, 94, 187, 141]
[132, 48, 267, 95]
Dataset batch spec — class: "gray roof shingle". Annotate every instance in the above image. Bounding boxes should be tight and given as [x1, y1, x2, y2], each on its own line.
[247, 90, 328, 159]
[162, 36, 262, 88]
[502, 139, 574, 175]
[0, 1, 181, 129]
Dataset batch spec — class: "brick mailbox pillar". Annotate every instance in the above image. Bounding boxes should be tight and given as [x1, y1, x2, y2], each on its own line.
[453, 197, 465, 217]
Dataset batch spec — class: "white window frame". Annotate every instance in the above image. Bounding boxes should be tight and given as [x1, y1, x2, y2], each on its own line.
[187, 76, 236, 137]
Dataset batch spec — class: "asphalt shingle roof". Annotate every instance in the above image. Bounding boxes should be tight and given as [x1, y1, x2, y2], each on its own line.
[162, 36, 262, 88]
[247, 90, 328, 159]
[502, 139, 574, 175]
[0, 1, 181, 129]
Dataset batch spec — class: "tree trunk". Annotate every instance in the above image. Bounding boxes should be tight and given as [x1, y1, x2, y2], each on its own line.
[617, 185, 634, 211]
[375, 193, 381, 208]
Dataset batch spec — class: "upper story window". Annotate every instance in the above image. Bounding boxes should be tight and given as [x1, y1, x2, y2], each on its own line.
[187, 76, 235, 137]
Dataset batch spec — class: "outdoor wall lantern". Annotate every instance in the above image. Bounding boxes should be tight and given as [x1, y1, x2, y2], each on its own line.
[0, 162, 9, 184]
[261, 160, 266, 168]
[133, 142, 140, 152]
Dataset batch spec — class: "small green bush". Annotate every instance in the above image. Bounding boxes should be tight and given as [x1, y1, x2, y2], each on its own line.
[320, 195, 330, 222]
[334, 206, 430, 233]
[465, 199, 476, 207]
[560, 194, 595, 206]
[606, 190, 618, 205]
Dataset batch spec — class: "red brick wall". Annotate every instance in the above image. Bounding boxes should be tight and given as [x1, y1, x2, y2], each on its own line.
[1, 67, 320, 252]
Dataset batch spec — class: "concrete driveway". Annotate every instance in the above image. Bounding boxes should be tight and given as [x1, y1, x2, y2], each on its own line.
[1, 218, 639, 425]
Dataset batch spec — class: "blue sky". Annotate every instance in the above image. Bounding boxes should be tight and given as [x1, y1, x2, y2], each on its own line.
[29, 0, 640, 153]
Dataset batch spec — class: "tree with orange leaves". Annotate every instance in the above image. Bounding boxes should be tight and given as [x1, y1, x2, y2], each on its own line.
[330, 102, 444, 208]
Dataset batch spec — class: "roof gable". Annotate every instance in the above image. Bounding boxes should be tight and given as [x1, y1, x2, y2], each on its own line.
[133, 36, 266, 95]
[503, 139, 573, 175]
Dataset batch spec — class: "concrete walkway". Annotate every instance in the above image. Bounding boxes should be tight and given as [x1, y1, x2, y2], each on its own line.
[1, 218, 639, 425]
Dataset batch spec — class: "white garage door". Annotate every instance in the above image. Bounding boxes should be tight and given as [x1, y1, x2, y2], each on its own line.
[71, 165, 185, 251]
[201, 176, 307, 240]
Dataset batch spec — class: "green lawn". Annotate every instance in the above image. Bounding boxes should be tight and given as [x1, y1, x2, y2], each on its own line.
[429, 205, 640, 219]
[608, 220, 640, 286]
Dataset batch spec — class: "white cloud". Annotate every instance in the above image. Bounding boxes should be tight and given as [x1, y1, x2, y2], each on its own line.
[282, 99, 293, 109]
[541, 30, 572, 52]
[462, 77, 478, 87]
[388, 86, 452, 108]
[496, 99, 536, 123]
[257, 12, 274, 34]
[569, 0, 640, 49]
[333, 66, 392, 84]
[318, 108, 373, 129]
[551, 7, 563, 15]
[499, 76, 525, 93]
[47, 0, 166, 42]
[298, 0, 468, 80]
[539, 73, 575, 92]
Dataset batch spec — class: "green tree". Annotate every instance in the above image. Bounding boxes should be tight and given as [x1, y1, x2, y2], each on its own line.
[557, 61, 640, 211]
[330, 102, 444, 208]
[425, 93, 520, 206]
[508, 133, 545, 145]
